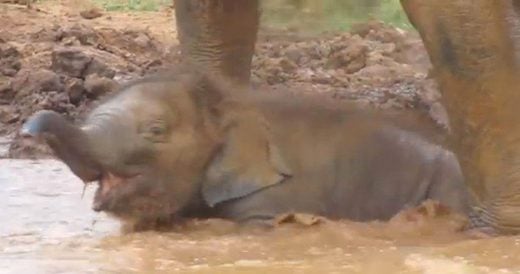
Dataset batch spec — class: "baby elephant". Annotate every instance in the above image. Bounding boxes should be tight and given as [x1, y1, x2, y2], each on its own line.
[22, 72, 473, 228]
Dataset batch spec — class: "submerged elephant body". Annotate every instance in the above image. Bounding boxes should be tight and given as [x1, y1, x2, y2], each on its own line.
[22, 74, 472, 227]
[170, 0, 520, 234]
[211, 93, 471, 222]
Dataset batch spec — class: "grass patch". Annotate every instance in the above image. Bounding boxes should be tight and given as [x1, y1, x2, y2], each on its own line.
[261, 0, 413, 33]
[84, 0, 411, 33]
[375, 0, 413, 29]
[92, 0, 170, 11]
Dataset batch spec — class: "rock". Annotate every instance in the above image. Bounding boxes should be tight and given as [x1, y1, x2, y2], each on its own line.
[51, 47, 115, 79]
[350, 20, 386, 37]
[0, 81, 14, 103]
[366, 28, 403, 44]
[0, 45, 21, 60]
[61, 36, 81, 46]
[279, 58, 297, 73]
[38, 91, 73, 113]
[0, 105, 19, 124]
[285, 44, 303, 64]
[315, 43, 331, 59]
[51, 47, 92, 78]
[143, 59, 163, 72]
[63, 77, 84, 105]
[84, 74, 117, 98]
[356, 64, 393, 78]
[417, 79, 442, 104]
[351, 20, 404, 44]
[327, 40, 368, 74]
[56, 24, 98, 46]
[428, 102, 451, 132]
[83, 58, 116, 79]
[10, 69, 62, 97]
[29, 25, 62, 43]
[0, 44, 21, 76]
[79, 8, 103, 20]
[133, 33, 151, 48]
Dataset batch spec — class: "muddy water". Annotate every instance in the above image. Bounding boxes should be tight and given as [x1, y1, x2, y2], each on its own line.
[1, 160, 520, 274]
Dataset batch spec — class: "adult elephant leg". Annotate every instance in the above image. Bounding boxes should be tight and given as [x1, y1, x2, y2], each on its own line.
[401, 0, 520, 234]
[173, 0, 260, 87]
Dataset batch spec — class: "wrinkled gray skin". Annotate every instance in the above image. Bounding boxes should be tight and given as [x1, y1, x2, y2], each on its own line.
[174, 0, 259, 87]
[22, 74, 473, 229]
[175, 0, 520, 234]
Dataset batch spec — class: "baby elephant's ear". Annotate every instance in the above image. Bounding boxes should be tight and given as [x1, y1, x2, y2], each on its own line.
[202, 116, 292, 207]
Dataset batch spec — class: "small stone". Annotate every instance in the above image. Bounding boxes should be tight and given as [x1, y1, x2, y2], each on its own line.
[0, 44, 22, 77]
[83, 58, 116, 79]
[428, 102, 451, 132]
[56, 24, 98, 46]
[418, 79, 441, 103]
[0, 82, 13, 102]
[326, 37, 368, 74]
[284, 44, 302, 64]
[51, 47, 92, 78]
[279, 58, 297, 73]
[64, 77, 85, 105]
[61, 36, 81, 46]
[350, 20, 385, 37]
[84, 74, 117, 98]
[11, 69, 62, 97]
[143, 59, 163, 71]
[134, 33, 151, 48]
[79, 8, 103, 20]
[0, 44, 21, 58]
[0, 105, 19, 124]
[38, 91, 73, 113]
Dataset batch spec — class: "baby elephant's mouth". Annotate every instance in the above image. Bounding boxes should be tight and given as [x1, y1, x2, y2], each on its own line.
[92, 171, 141, 212]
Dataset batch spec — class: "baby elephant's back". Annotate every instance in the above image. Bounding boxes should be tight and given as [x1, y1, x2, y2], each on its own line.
[326, 125, 471, 221]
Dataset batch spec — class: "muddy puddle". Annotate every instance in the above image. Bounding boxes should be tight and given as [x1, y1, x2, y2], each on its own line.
[1, 159, 520, 274]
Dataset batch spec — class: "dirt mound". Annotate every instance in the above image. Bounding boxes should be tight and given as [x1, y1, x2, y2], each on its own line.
[0, 22, 176, 126]
[254, 21, 436, 108]
[252, 21, 446, 130]
[0, 5, 180, 157]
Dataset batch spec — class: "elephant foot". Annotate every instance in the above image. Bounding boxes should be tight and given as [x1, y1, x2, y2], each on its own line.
[273, 213, 328, 227]
[237, 213, 328, 230]
[462, 209, 499, 238]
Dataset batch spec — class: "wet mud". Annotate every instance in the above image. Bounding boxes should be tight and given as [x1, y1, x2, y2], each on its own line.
[2, 159, 520, 274]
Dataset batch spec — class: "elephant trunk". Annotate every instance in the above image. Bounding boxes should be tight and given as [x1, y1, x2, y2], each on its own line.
[174, 0, 260, 87]
[21, 110, 102, 182]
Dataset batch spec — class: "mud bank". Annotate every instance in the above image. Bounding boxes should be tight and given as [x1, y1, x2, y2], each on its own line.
[0, 2, 444, 158]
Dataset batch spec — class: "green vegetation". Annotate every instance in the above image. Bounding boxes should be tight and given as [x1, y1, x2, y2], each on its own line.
[261, 0, 413, 33]
[87, 0, 412, 32]
[92, 0, 170, 11]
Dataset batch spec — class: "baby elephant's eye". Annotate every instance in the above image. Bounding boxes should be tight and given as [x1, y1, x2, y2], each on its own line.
[140, 121, 169, 142]
[149, 125, 166, 136]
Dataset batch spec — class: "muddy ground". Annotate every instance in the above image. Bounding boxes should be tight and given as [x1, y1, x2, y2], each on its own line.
[0, 1, 444, 158]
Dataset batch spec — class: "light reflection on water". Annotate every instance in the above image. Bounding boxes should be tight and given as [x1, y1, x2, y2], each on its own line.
[1, 159, 519, 274]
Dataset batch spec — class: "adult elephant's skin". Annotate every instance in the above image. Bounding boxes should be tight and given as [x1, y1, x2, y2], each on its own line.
[21, 73, 473, 230]
[400, 0, 520, 234]
[173, 0, 259, 87]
